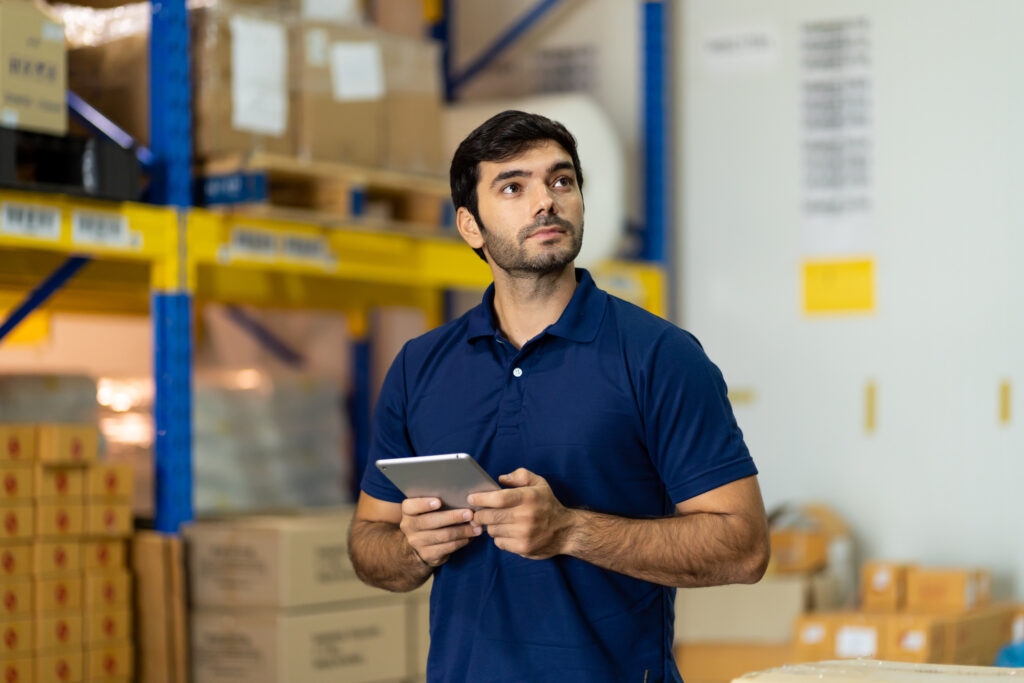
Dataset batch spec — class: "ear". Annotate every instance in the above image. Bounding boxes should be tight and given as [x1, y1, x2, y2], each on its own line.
[456, 207, 485, 251]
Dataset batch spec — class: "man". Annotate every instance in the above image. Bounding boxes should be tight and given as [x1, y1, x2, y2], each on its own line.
[349, 110, 769, 682]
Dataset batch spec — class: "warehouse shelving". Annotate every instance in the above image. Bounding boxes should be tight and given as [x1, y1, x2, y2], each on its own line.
[1, 0, 672, 532]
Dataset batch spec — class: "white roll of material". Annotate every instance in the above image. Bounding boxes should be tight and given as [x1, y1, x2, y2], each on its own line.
[443, 94, 626, 267]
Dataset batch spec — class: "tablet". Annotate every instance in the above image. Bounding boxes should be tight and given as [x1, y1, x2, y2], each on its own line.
[375, 453, 500, 510]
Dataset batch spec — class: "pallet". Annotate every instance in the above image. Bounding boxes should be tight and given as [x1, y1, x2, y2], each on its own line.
[196, 153, 455, 234]
[0, 127, 140, 201]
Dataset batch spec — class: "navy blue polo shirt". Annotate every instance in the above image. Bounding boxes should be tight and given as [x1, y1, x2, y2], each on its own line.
[361, 269, 756, 683]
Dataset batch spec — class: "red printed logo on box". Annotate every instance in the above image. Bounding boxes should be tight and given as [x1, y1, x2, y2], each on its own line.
[56, 510, 69, 531]
[4, 662, 20, 683]
[103, 616, 116, 637]
[96, 545, 110, 566]
[103, 510, 116, 530]
[2, 474, 17, 496]
[56, 659, 69, 681]
[2, 627, 16, 651]
[55, 619, 69, 643]
[54, 547, 66, 569]
[70, 438, 82, 461]
[104, 471, 118, 493]
[103, 653, 117, 675]
[102, 581, 116, 604]
[3, 513, 17, 535]
[1, 551, 14, 574]
[6, 437, 20, 459]
[2, 591, 16, 612]
[54, 583, 68, 606]
[55, 471, 68, 494]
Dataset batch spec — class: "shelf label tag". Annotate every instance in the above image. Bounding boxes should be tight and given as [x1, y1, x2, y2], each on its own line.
[282, 234, 335, 267]
[227, 227, 278, 260]
[71, 211, 138, 249]
[1, 202, 61, 241]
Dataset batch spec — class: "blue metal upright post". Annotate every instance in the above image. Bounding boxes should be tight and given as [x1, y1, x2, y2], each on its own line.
[150, 0, 195, 532]
[642, 1, 669, 264]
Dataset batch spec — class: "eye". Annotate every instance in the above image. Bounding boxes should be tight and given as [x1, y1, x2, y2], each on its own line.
[553, 176, 574, 189]
[501, 183, 521, 195]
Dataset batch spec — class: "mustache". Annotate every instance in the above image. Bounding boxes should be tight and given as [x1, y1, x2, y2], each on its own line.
[518, 215, 576, 240]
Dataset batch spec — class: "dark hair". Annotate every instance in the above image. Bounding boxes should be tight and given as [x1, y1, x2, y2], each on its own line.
[450, 110, 584, 261]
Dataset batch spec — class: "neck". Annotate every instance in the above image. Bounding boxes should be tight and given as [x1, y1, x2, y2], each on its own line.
[490, 264, 577, 348]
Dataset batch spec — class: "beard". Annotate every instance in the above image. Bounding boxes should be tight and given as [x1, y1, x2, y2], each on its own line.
[479, 213, 584, 276]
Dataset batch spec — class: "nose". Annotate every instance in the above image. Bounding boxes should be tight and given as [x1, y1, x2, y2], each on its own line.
[531, 183, 557, 216]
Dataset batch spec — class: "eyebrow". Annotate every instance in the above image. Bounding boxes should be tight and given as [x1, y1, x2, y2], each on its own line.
[489, 161, 576, 190]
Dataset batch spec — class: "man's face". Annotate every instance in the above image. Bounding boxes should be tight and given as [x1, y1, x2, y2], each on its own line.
[471, 140, 584, 276]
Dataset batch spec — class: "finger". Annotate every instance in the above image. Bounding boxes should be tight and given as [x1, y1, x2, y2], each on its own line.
[468, 488, 522, 509]
[484, 523, 517, 539]
[419, 538, 473, 566]
[402, 497, 442, 516]
[416, 522, 481, 547]
[498, 468, 545, 488]
[405, 508, 475, 532]
[473, 508, 514, 526]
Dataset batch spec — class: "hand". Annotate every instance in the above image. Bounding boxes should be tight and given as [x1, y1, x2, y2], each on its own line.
[399, 497, 482, 567]
[468, 468, 575, 560]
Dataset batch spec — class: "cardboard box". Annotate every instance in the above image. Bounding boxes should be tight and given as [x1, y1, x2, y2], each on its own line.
[68, 31, 149, 145]
[0, 542, 32, 578]
[0, 579, 32, 617]
[35, 614, 83, 653]
[34, 541, 81, 576]
[730, 659, 1024, 682]
[371, 0, 427, 38]
[36, 649, 83, 683]
[408, 595, 429, 680]
[0, 619, 33, 658]
[0, 425, 36, 462]
[86, 464, 133, 500]
[35, 576, 83, 613]
[83, 540, 126, 572]
[883, 613, 951, 663]
[36, 425, 98, 465]
[906, 568, 989, 613]
[84, 501, 132, 537]
[85, 642, 133, 681]
[944, 603, 1017, 666]
[382, 33, 445, 175]
[191, 601, 407, 683]
[769, 504, 849, 575]
[83, 608, 132, 646]
[0, 505, 34, 541]
[192, 6, 294, 159]
[84, 570, 131, 609]
[0, 463, 34, 502]
[795, 612, 889, 661]
[861, 561, 911, 612]
[793, 613, 835, 662]
[35, 502, 84, 538]
[292, 23, 385, 165]
[0, 658, 32, 683]
[0, 0, 67, 135]
[674, 642, 795, 682]
[1012, 605, 1024, 643]
[35, 464, 85, 499]
[185, 509, 394, 608]
[676, 572, 841, 644]
[132, 532, 187, 683]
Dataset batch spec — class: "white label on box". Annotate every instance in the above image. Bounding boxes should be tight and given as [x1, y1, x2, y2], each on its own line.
[227, 227, 278, 260]
[800, 624, 826, 645]
[329, 42, 385, 101]
[230, 15, 288, 136]
[900, 629, 926, 652]
[1013, 615, 1023, 643]
[72, 211, 138, 249]
[1, 110, 17, 126]
[1, 203, 62, 241]
[42, 21, 64, 43]
[282, 235, 334, 268]
[871, 567, 892, 592]
[302, 0, 361, 23]
[836, 626, 877, 658]
[306, 28, 328, 67]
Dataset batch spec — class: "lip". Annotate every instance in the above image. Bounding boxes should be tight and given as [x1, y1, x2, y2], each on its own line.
[528, 228, 566, 240]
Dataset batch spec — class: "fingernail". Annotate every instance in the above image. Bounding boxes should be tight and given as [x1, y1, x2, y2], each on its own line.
[472, 525, 482, 535]
[466, 495, 475, 506]
[462, 510, 472, 521]
[429, 499, 440, 509]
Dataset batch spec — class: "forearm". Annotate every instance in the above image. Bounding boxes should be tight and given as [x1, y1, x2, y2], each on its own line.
[348, 518, 433, 592]
[562, 509, 769, 588]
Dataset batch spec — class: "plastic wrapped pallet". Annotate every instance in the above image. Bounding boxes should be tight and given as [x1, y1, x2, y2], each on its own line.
[0, 374, 98, 423]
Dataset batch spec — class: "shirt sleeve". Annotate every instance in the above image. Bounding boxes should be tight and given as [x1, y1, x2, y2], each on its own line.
[359, 343, 414, 503]
[640, 328, 757, 505]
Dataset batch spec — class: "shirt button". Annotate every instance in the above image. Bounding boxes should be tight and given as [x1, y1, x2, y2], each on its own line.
[512, 367, 523, 378]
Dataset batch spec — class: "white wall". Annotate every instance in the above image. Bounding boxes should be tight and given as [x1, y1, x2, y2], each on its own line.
[679, 0, 1024, 597]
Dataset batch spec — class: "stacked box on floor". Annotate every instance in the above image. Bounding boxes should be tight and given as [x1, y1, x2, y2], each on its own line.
[185, 508, 430, 683]
[0, 424, 134, 683]
[794, 562, 1017, 665]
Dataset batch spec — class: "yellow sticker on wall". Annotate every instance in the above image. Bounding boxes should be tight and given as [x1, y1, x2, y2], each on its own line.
[802, 258, 874, 314]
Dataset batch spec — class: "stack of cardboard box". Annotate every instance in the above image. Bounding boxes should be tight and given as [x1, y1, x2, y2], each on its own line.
[731, 659, 1024, 683]
[0, 423, 135, 683]
[0, 0, 67, 135]
[794, 562, 1018, 665]
[186, 507, 430, 683]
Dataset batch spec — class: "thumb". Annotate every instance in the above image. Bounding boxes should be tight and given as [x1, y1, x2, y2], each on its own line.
[499, 468, 543, 487]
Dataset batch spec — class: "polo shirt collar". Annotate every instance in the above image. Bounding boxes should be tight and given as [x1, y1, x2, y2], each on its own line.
[466, 268, 607, 344]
